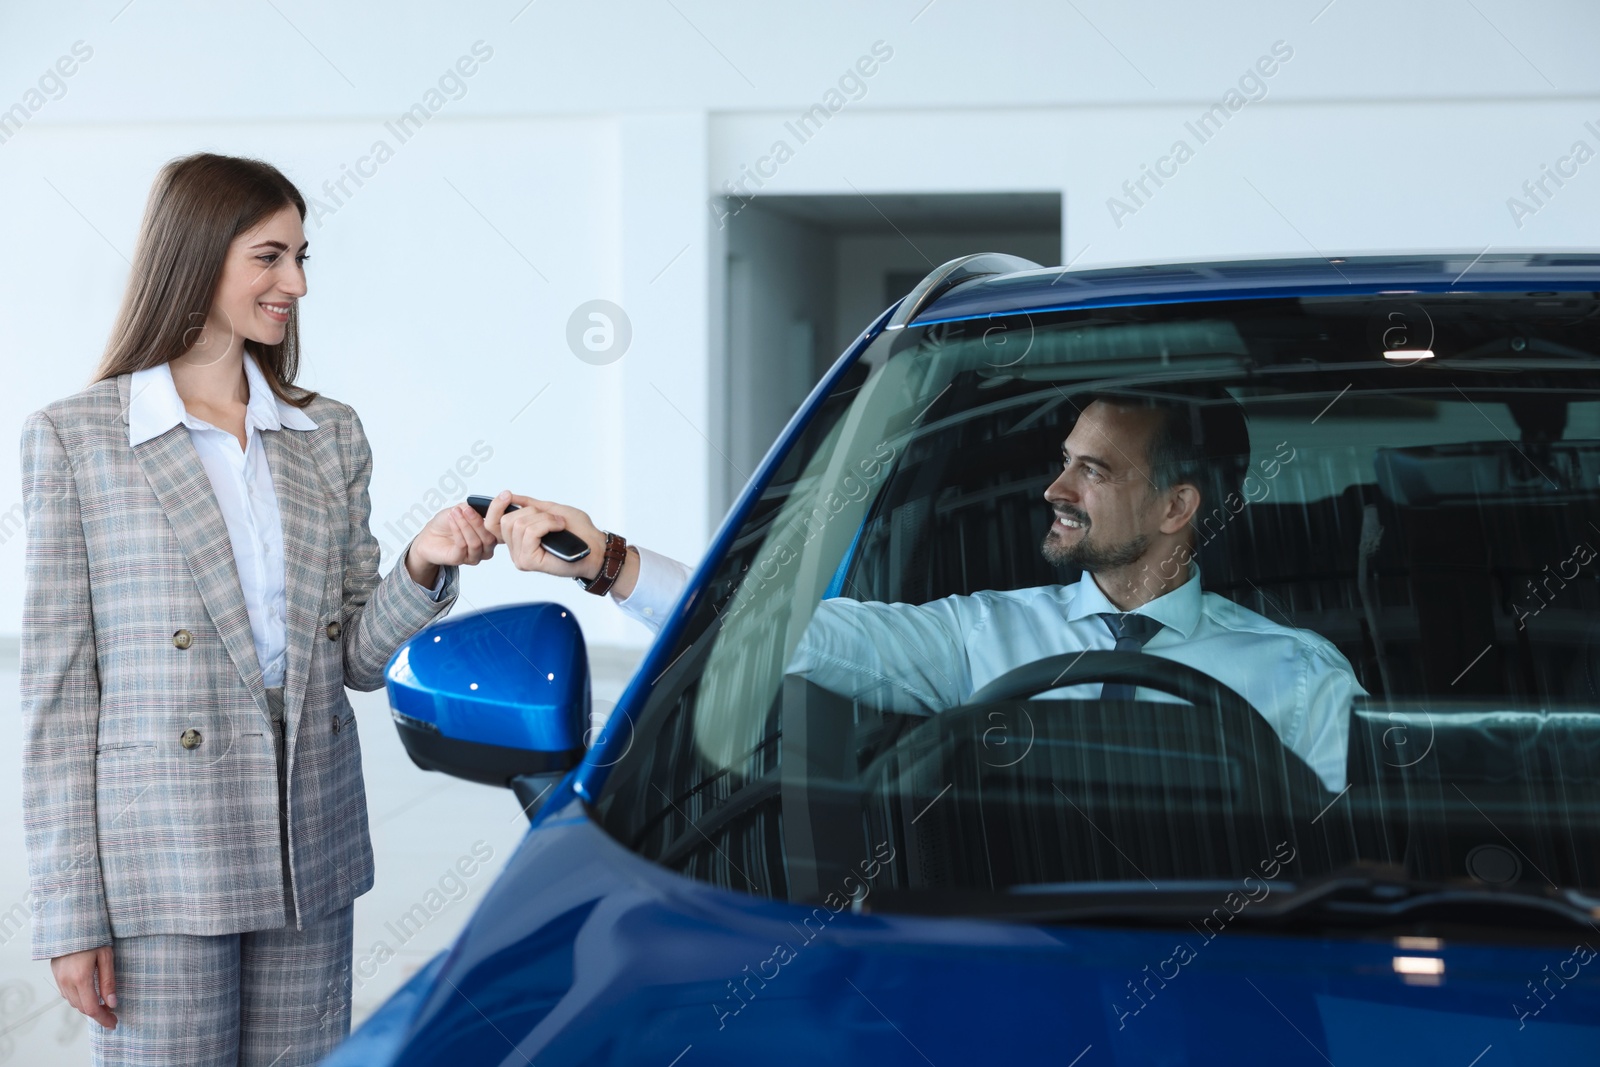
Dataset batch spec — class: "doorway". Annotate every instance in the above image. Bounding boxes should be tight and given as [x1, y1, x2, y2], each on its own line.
[714, 191, 1062, 520]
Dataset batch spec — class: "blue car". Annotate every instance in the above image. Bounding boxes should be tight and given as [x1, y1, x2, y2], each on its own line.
[329, 252, 1600, 1065]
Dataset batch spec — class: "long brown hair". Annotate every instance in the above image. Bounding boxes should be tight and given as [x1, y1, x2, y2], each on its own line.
[94, 153, 316, 407]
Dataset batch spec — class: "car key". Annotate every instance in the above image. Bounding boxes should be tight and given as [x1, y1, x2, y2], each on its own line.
[465, 495, 592, 562]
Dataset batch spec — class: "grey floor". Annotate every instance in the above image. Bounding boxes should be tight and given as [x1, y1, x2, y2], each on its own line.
[0, 645, 643, 1065]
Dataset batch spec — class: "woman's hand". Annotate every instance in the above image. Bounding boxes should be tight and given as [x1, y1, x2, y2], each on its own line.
[482, 492, 605, 580]
[51, 945, 117, 1029]
[405, 501, 498, 588]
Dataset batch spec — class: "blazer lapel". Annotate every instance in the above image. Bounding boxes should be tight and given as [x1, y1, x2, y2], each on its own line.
[263, 424, 331, 742]
[122, 376, 269, 720]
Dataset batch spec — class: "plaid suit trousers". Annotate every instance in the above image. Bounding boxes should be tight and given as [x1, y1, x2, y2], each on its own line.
[87, 904, 354, 1066]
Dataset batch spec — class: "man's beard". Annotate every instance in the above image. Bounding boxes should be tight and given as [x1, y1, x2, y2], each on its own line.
[1041, 512, 1149, 572]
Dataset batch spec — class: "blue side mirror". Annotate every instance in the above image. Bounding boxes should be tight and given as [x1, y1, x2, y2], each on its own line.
[385, 603, 589, 788]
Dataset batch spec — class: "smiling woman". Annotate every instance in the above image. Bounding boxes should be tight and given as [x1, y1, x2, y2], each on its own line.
[22, 152, 501, 1066]
[93, 154, 319, 412]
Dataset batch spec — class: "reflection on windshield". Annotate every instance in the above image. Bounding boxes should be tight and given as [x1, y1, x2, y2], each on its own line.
[598, 293, 1600, 919]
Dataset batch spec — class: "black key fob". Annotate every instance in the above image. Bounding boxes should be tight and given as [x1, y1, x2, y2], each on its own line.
[465, 496, 592, 562]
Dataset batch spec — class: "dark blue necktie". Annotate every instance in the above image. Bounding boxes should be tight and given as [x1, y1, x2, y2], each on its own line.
[1097, 612, 1164, 701]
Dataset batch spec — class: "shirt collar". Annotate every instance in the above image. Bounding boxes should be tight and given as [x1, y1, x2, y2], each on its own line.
[1066, 562, 1204, 639]
[128, 354, 316, 446]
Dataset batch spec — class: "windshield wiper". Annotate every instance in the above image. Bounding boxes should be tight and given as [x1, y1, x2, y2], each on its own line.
[1235, 866, 1600, 934]
[864, 864, 1600, 934]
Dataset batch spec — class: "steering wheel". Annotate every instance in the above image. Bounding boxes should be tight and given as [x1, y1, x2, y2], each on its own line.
[965, 650, 1261, 722]
[865, 652, 1336, 893]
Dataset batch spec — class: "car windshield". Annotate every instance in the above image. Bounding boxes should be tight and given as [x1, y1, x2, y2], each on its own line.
[596, 290, 1600, 924]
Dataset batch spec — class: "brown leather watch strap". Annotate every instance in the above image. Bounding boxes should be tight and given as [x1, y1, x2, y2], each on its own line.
[579, 531, 628, 596]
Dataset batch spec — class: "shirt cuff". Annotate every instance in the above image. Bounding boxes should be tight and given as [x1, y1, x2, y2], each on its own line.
[614, 545, 693, 635]
[424, 565, 450, 602]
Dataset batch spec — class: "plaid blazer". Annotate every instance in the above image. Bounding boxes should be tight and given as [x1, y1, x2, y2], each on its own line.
[20, 374, 457, 959]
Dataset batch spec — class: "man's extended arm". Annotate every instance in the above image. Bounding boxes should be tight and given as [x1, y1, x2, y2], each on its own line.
[613, 545, 692, 634]
[485, 493, 977, 710]
[784, 595, 976, 712]
[610, 541, 978, 711]
[481, 493, 695, 633]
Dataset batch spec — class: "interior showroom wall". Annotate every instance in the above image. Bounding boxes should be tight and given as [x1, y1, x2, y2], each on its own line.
[2, 1, 1597, 650]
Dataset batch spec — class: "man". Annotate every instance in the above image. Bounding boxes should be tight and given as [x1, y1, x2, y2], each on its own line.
[482, 394, 1365, 791]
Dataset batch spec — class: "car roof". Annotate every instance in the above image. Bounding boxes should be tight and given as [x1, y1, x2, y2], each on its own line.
[912, 251, 1600, 326]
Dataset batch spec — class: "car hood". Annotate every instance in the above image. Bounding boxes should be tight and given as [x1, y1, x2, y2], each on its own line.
[328, 794, 1600, 1066]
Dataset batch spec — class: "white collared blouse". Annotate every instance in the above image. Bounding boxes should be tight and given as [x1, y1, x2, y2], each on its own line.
[128, 355, 317, 688]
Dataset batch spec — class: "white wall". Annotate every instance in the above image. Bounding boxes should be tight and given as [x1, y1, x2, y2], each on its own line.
[3, 0, 1599, 642]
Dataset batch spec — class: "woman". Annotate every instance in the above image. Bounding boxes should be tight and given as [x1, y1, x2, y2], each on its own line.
[20, 153, 498, 1065]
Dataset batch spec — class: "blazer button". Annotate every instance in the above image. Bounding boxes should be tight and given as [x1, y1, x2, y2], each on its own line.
[180, 728, 203, 750]
[172, 629, 193, 650]
[326, 621, 342, 641]
[331, 715, 342, 735]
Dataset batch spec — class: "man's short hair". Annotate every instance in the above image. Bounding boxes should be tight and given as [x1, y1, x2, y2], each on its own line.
[1075, 390, 1251, 509]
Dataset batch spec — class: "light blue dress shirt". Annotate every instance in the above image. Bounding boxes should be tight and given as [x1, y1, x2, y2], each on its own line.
[616, 546, 1365, 790]
[129, 355, 446, 687]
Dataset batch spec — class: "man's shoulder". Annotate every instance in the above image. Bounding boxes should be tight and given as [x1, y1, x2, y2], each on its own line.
[1198, 589, 1353, 667]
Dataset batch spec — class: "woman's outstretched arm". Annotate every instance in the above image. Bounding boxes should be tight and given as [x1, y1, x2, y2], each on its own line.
[328, 405, 494, 690]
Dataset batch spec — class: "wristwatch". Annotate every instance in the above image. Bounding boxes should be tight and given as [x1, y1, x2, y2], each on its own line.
[577, 531, 628, 596]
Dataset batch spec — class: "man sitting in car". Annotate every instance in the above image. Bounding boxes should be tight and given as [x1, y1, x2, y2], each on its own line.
[482, 393, 1366, 792]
